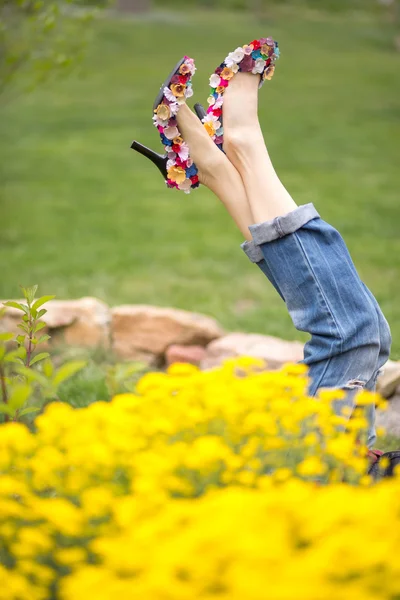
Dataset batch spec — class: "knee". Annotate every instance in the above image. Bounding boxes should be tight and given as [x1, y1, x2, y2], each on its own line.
[377, 311, 392, 368]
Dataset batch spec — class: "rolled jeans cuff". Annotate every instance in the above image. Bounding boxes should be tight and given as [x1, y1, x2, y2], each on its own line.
[249, 203, 320, 245]
[240, 240, 264, 263]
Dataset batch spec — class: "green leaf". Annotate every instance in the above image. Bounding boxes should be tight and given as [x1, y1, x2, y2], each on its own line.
[18, 406, 40, 417]
[42, 359, 54, 379]
[29, 352, 50, 366]
[38, 334, 51, 345]
[33, 322, 46, 334]
[0, 346, 5, 361]
[16, 366, 48, 387]
[53, 360, 87, 387]
[32, 296, 55, 311]
[21, 285, 38, 305]
[16, 335, 25, 345]
[36, 309, 47, 319]
[0, 333, 14, 342]
[17, 323, 29, 333]
[4, 347, 26, 363]
[3, 301, 28, 314]
[8, 383, 32, 411]
[0, 405, 13, 416]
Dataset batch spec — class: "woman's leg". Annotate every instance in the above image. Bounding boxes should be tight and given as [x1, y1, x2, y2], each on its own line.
[223, 73, 298, 222]
[221, 73, 391, 445]
[176, 104, 254, 240]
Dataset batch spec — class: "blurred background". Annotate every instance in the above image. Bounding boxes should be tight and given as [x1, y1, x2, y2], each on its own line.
[1, 0, 399, 355]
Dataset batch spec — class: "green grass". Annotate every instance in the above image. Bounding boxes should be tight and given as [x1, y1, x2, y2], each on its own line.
[1, 8, 399, 355]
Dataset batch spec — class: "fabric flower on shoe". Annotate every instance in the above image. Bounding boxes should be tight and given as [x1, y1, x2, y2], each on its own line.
[179, 63, 191, 76]
[170, 83, 186, 98]
[243, 44, 254, 55]
[225, 47, 245, 67]
[186, 164, 198, 178]
[220, 67, 234, 81]
[264, 65, 275, 80]
[240, 54, 255, 73]
[163, 86, 177, 103]
[177, 142, 190, 161]
[178, 178, 193, 192]
[160, 134, 173, 146]
[215, 85, 226, 94]
[168, 101, 179, 116]
[154, 103, 171, 121]
[209, 73, 221, 88]
[166, 179, 178, 188]
[252, 58, 266, 74]
[184, 57, 196, 74]
[250, 39, 261, 50]
[204, 121, 217, 138]
[164, 125, 179, 140]
[167, 165, 186, 184]
[184, 85, 194, 99]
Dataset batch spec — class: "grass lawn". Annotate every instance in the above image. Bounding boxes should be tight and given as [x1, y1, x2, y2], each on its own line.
[1, 7, 399, 356]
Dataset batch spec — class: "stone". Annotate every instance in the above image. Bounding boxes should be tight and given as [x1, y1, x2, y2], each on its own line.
[377, 360, 400, 399]
[201, 332, 304, 370]
[1, 297, 110, 349]
[376, 394, 400, 439]
[165, 344, 207, 367]
[111, 305, 224, 360]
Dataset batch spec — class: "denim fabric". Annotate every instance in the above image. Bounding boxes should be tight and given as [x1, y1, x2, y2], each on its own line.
[241, 204, 391, 448]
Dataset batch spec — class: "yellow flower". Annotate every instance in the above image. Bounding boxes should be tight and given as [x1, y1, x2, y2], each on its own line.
[179, 63, 191, 75]
[170, 83, 186, 98]
[260, 44, 270, 56]
[172, 135, 184, 146]
[167, 165, 186, 184]
[154, 103, 171, 121]
[215, 85, 226, 94]
[264, 65, 275, 81]
[220, 66, 234, 80]
[203, 121, 217, 137]
[297, 456, 327, 476]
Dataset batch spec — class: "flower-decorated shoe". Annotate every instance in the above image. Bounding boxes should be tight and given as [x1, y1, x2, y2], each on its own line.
[194, 37, 280, 150]
[131, 57, 200, 193]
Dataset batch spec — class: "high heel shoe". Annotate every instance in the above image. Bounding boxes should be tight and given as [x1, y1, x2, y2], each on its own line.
[197, 38, 280, 151]
[130, 57, 200, 193]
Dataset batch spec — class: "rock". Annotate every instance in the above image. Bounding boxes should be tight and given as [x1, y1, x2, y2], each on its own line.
[111, 305, 224, 360]
[45, 298, 110, 347]
[377, 360, 400, 399]
[376, 394, 400, 439]
[165, 344, 207, 367]
[1, 297, 110, 349]
[201, 332, 304, 370]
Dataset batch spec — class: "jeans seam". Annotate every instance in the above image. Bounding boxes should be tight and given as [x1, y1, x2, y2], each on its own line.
[293, 232, 345, 354]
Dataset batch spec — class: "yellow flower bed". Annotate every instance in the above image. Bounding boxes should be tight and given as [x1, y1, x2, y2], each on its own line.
[0, 359, 398, 600]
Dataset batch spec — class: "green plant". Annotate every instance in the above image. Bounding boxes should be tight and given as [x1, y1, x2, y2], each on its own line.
[105, 361, 148, 397]
[0, 285, 86, 422]
[0, 0, 97, 98]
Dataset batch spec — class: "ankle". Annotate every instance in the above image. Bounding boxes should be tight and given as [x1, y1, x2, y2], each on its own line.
[223, 126, 263, 159]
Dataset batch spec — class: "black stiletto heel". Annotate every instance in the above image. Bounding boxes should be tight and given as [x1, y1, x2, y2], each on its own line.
[130, 140, 167, 179]
[130, 57, 199, 193]
[194, 102, 207, 122]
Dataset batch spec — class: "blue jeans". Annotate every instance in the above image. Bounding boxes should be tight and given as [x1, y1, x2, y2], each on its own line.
[241, 204, 391, 448]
